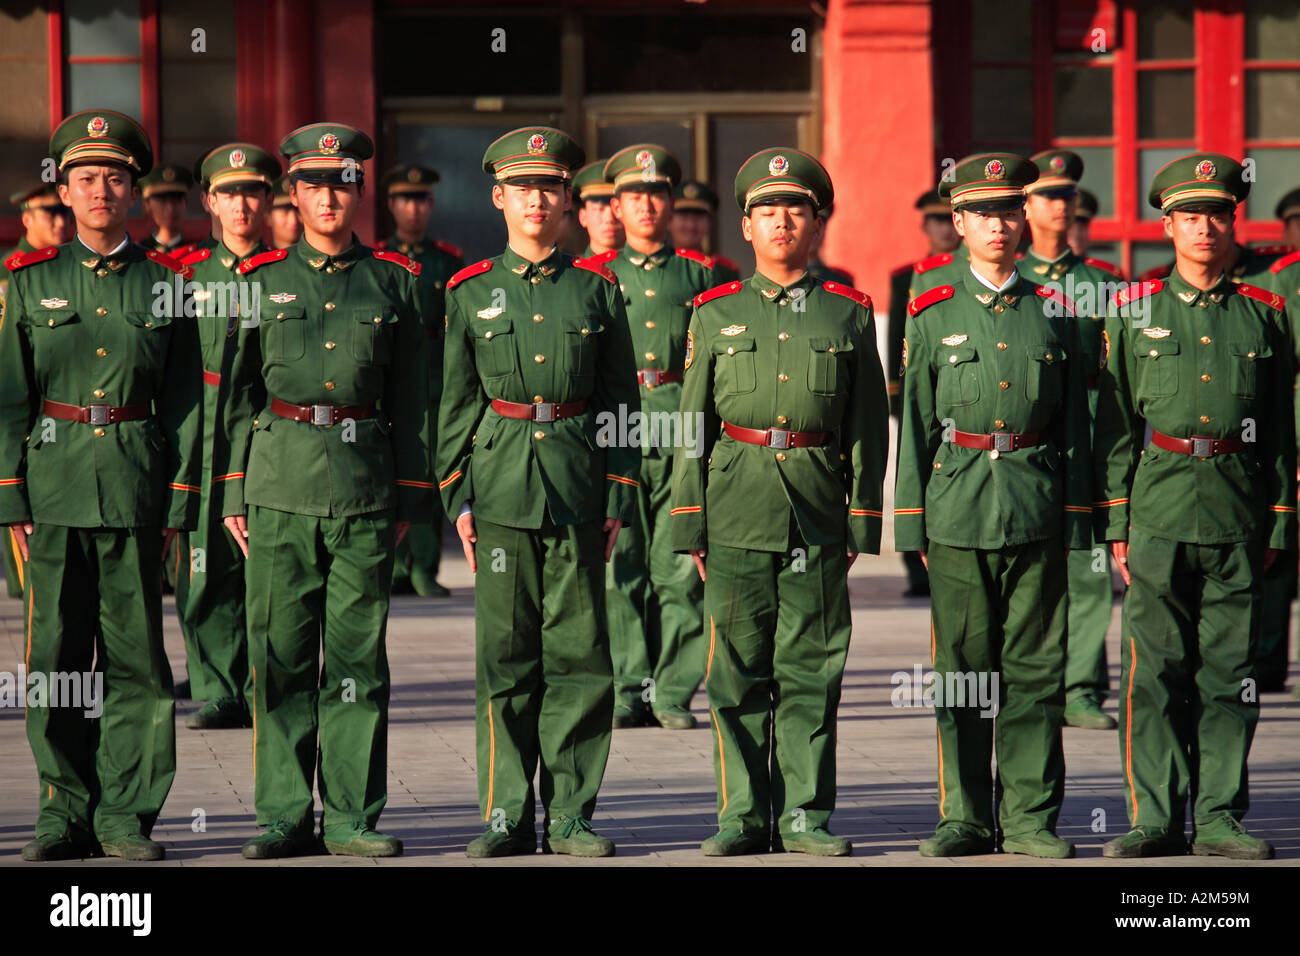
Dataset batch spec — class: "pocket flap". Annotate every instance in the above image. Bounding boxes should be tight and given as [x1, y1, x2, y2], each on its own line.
[566, 319, 605, 336]
[1229, 340, 1270, 359]
[712, 336, 755, 354]
[125, 310, 172, 330]
[470, 317, 514, 340]
[355, 306, 399, 326]
[269, 305, 306, 321]
[33, 307, 77, 327]
[943, 346, 978, 365]
[1029, 344, 1066, 364]
[1140, 339, 1179, 357]
[809, 335, 855, 354]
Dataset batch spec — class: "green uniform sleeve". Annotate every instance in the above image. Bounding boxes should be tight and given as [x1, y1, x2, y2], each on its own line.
[894, 312, 938, 551]
[1093, 304, 1139, 542]
[0, 279, 37, 523]
[1059, 311, 1092, 549]
[887, 270, 909, 415]
[844, 301, 888, 554]
[213, 313, 264, 519]
[386, 271, 432, 522]
[670, 309, 717, 552]
[595, 277, 640, 523]
[160, 301, 203, 530]
[1262, 304, 1297, 551]
[436, 284, 487, 517]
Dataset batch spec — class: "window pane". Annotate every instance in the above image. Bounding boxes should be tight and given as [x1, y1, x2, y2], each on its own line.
[1138, 148, 1185, 221]
[66, 0, 140, 57]
[1132, 242, 1174, 278]
[1137, 0, 1194, 60]
[1246, 0, 1300, 60]
[973, 68, 1033, 144]
[1241, 147, 1300, 223]
[381, 15, 561, 97]
[1054, 67, 1112, 137]
[970, 0, 1032, 63]
[710, 115, 800, 273]
[0, 5, 50, 207]
[1071, 146, 1115, 218]
[68, 63, 141, 120]
[1138, 70, 1194, 139]
[1085, 242, 1120, 265]
[1246, 71, 1300, 139]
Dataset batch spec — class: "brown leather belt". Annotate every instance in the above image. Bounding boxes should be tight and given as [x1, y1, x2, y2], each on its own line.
[951, 429, 1042, 452]
[723, 422, 828, 449]
[637, 369, 683, 388]
[41, 398, 149, 425]
[203, 369, 221, 387]
[491, 398, 587, 422]
[270, 396, 375, 426]
[1150, 429, 1244, 458]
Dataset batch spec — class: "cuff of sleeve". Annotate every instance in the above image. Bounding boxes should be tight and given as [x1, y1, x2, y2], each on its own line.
[1267, 507, 1297, 551]
[605, 475, 639, 526]
[438, 463, 470, 517]
[217, 475, 246, 518]
[846, 510, 882, 555]
[396, 480, 433, 523]
[1094, 500, 1129, 543]
[166, 483, 201, 531]
[670, 507, 705, 553]
[0, 483, 32, 525]
[1064, 510, 1090, 551]
[894, 510, 926, 553]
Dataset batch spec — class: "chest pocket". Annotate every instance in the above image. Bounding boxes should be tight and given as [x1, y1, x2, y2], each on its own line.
[713, 337, 757, 395]
[808, 336, 854, 396]
[265, 304, 306, 362]
[470, 317, 516, 380]
[936, 346, 980, 406]
[124, 310, 173, 366]
[30, 307, 78, 331]
[1136, 338, 1179, 398]
[353, 307, 399, 365]
[1228, 340, 1270, 399]
[1025, 343, 1066, 405]
[562, 318, 603, 383]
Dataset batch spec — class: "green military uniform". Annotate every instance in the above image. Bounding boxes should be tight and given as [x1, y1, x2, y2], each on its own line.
[895, 154, 1091, 859]
[0, 111, 203, 861]
[222, 124, 431, 859]
[909, 241, 970, 299]
[1094, 154, 1295, 860]
[671, 148, 888, 856]
[673, 180, 742, 283]
[173, 143, 283, 730]
[381, 164, 464, 598]
[438, 127, 640, 857]
[139, 164, 195, 257]
[595, 145, 716, 730]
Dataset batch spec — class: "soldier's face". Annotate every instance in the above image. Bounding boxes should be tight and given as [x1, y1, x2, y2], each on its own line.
[1283, 216, 1300, 251]
[742, 200, 821, 267]
[1025, 193, 1075, 236]
[954, 206, 1024, 264]
[611, 188, 672, 242]
[1163, 208, 1234, 268]
[493, 183, 570, 245]
[388, 194, 433, 235]
[1067, 218, 1091, 256]
[270, 206, 302, 246]
[670, 210, 711, 250]
[144, 193, 186, 231]
[211, 186, 269, 241]
[920, 214, 959, 253]
[22, 206, 72, 248]
[291, 181, 361, 238]
[58, 164, 137, 233]
[578, 199, 625, 249]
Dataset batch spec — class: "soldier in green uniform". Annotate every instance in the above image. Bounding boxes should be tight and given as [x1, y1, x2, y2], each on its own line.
[1, 110, 202, 861]
[438, 126, 640, 857]
[268, 175, 301, 250]
[139, 163, 194, 256]
[1068, 188, 1100, 258]
[220, 122, 431, 859]
[174, 143, 282, 730]
[908, 210, 971, 301]
[572, 160, 624, 259]
[895, 153, 1091, 859]
[381, 163, 463, 599]
[671, 180, 743, 283]
[1095, 153, 1294, 860]
[590, 144, 716, 730]
[807, 202, 854, 286]
[671, 148, 888, 856]
[1023, 149, 1124, 731]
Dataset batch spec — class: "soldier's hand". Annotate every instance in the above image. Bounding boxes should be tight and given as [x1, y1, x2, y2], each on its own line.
[847, 552, 859, 570]
[456, 511, 477, 573]
[919, 551, 927, 570]
[395, 521, 410, 547]
[8, 522, 32, 562]
[1264, 548, 1280, 571]
[161, 528, 178, 562]
[603, 518, 623, 562]
[690, 550, 706, 582]
[224, 514, 250, 558]
[1110, 540, 1130, 586]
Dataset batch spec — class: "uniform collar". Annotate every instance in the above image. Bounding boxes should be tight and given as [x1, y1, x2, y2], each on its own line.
[962, 266, 1026, 310]
[150, 232, 185, 252]
[15, 235, 36, 254]
[502, 243, 564, 282]
[387, 233, 426, 256]
[75, 233, 132, 272]
[751, 269, 814, 306]
[1021, 246, 1076, 281]
[622, 241, 673, 269]
[218, 238, 266, 270]
[1167, 266, 1231, 309]
[297, 234, 362, 272]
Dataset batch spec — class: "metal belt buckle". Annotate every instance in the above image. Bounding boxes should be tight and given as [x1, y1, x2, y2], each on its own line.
[88, 404, 109, 426]
[991, 431, 1014, 452]
[638, 369, 658, 389]
[766, 428, 792, 449]
[532, 402, 557, 423]
[311, 404, 334, 426]
[1191, 436, 1213, 458]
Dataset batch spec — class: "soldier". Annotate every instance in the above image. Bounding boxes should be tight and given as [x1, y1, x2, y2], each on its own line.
[1023, 149, 1123, 731]
[1068, 188, 1099, 258]
[895, 153, 1091, 859]
[1277, 187, 1300, 252]
[380, 163, 463, 599]
[671, 148, 888, 856]
[139, 163, 194, 256]
[1094, 153, 1295, 860]
[220, 122, 431, 859]
[437, 126, 640, 857]
[0, 110, 202, 861]
[572, 160, 624, 259]
[174, 143, 282, 730]
[807, 202, 854, 286]
[268, 175, 301, 250]
[593, 144, 715, 730]
[671, 179, 742, 283]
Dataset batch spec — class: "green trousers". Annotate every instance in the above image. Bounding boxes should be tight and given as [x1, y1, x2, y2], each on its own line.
[24, 524, 175, 841]
[606, 453, 706, 713]
[1254, 553, 1294, 689]
[926, 538, 1066, 840]
[393, 397, 443, 594]
[4, 525, 23, 598]
[1119, 527, 1262, 833]
[472, 516, 613, 830]
[1065, 544, 1113, 705]
[703, 538, 851, 837]
[245, 504, 395, 831]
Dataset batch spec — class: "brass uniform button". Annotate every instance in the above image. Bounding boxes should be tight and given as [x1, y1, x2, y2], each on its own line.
[325, 381, 336, 390]
[995, 419, 1005, 429]
[534, 354, 545, 364]
[776, 415, 788, 425]
[534, 314, 544, 323]
[727, 347, 736, 355]
[840, 454, 847, 461]
[484, 330, 494, 340]
[1148, 349, 1159, 357]
[644, 288, 655, 297]
[1200, 415, 1210, 424]
[933, 461, 942, 470]
[96, 347, 108, 357]
[645, 320, 655, 329]
[1201, 373, 1211, 382]
[530, 275, 541, 285]
[778, 373, 789, 382]
[778, 332, 789, 342]
[580, 328, 589, 336]
[93, 427, 105, 437]
[534, 430, 545, 440]
[999, 381, 1010, 390]
[997, 341, 1007, 350]
[1247, 351, 1256, 358]
[372, 315, 383, 324]
[534, 395, 544, 403]
[949, 355, 958, 364]
[990, 449, 1000, 460]
[325, 341, 336, 350]
[93, 389, 105, 399]
[1201, 335, 1211, 344]
[96, 307, 107, 316]
[324, 301, 336, 311]
[645, 352, 656, 362]
[96, 268, 107, 277]
[277, 312, 285, 320]
[993, 303, 1004, 313]
[144, 321, 152, 328]
[47, 319, 55, 327]
[775, 452, 787, 462]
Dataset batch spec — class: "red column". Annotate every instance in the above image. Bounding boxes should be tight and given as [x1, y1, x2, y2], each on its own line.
[317, 0, 378, 241]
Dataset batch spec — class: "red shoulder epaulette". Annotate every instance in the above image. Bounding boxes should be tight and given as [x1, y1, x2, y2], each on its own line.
[447, 258, 493, 290]
[373, 249, 421, 276]
[573, 258, 616, 284]
[908, 285, 954, 316]
[913, 252, 953, 274]
[180, 247, 212, 267]
[236, 247, 289, 275]
[432, 239, 464, 260]
[146, 248, 192, 279]
[173, 242, 198, 259]
[1112, 279, 1163, 308]
[1137, 264, 1171, 282]
[694, 281, 744, 308]
[1084, 256, 1124, 279]
[676, 247, 712, 267]
[1014, 251, 1025, 260]
[713, 254, 739, 271]
[890, 262, 914, 279]
[1270, 249, 1300, 274]
[580, 249, 617, 266]
[1035, 283, 1077, 316]
[1238, 283, 1286, 312]
[1252, 243, 1291, 257]
[4, 246, 57, 271]
[823, 281, 870, 308]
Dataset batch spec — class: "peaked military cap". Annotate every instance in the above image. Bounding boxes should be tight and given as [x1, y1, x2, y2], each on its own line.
[1026, 149, 1083, 196]
[279, 122, 374, 185]
[50, 109, 153, 176]
[199, 143, 280, 192]
[482, 127, 584, 185]
[733, 147, 833, 213]
[385, 164, 440, 197]
[1075, 188, 1099, 221]
[572, 160, 614, 203]
[272, 174, 293, 208]
[9, 183, 65, 211]
[1275, 186, 1300, 221]
[603, 144, 682, 193]
[139, 163, 193, 198]
[1148, 153, 1248, 213]
[915, 189, 950, 217]
[940, 153, 1037, 211]
[674, 180, 718, 214]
